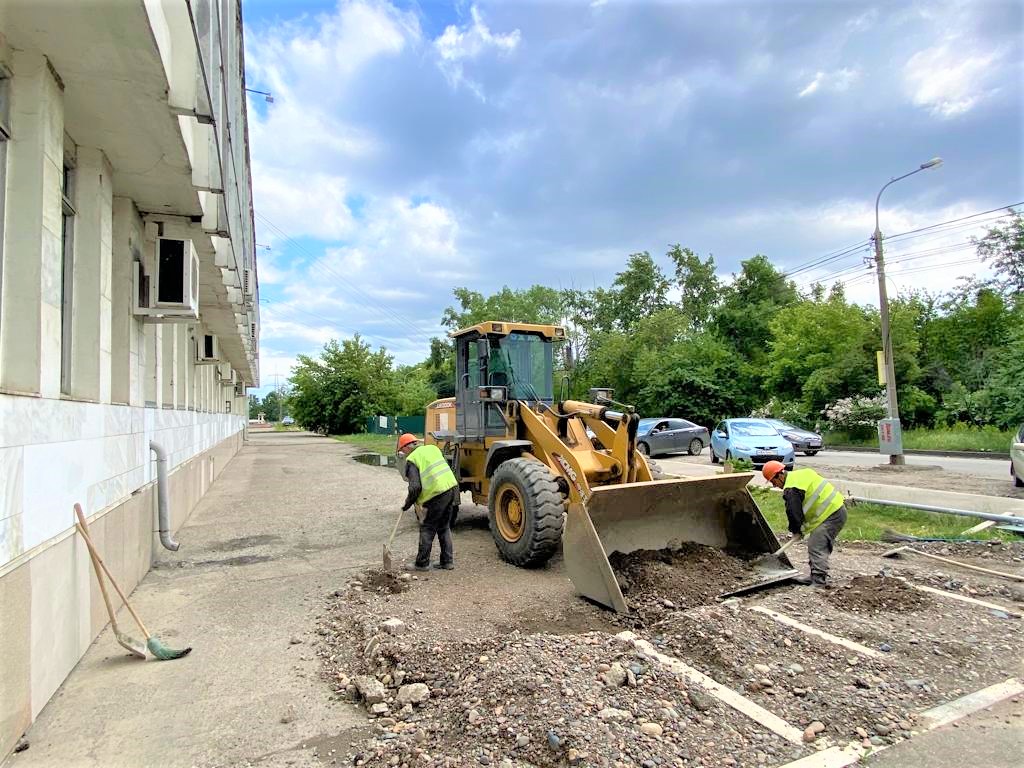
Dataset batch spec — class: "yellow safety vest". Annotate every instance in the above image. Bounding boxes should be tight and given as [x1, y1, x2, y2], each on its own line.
[407, 444, 458, 505]
[784, 468, 844, 535]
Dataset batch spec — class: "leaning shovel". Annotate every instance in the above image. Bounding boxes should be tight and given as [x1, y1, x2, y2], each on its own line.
[382, 507, 405, 571]
[76, 506, 146, 659]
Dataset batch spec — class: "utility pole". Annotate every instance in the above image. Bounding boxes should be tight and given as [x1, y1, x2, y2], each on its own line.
[872, 157, 943, 465]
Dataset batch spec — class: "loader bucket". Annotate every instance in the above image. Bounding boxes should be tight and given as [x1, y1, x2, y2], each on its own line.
[562, 473, 796, 613]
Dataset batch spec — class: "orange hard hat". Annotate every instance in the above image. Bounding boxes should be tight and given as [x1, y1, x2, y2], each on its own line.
[396, 433, 418, 451]
[762, 460, 786, 482]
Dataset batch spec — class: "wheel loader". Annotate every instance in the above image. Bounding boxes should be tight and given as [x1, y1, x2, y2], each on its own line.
[423, 321, 796, 612]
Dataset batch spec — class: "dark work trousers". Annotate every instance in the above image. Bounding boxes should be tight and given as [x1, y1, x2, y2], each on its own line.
[416, 487, 458, 568]
[807, 505, 847, 583]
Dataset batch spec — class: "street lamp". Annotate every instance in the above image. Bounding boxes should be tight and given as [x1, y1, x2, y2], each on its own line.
[872, 157, 943, 465]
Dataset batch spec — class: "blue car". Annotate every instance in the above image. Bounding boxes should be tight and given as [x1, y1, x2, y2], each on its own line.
[710, 418, 795, 470]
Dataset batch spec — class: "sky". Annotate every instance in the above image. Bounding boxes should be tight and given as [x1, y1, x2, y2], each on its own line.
[240, 0, 1024, 394]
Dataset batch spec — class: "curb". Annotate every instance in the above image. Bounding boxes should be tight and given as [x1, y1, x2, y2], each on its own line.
[826, 445, 1010, 461]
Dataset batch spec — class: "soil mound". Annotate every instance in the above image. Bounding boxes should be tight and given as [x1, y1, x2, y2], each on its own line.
[829, 575, 928, 613]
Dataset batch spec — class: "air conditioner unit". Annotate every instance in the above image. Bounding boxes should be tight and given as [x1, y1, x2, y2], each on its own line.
[234, 382, 245, 397]
[217, 362, 236, 385]
[132, 237, 200, 321]
[196, 333, 220, 364]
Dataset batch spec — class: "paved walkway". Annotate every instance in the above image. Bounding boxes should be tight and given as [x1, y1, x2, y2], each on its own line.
[7, 432, 394, 768]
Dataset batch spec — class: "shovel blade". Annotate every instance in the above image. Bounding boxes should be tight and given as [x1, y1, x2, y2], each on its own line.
[382, 544, 393, 571]
[114, 627, 147, 659]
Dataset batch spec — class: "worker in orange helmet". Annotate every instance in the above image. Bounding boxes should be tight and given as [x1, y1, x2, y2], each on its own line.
[762, 461, 847, 588]
[396, 433, 460, 571]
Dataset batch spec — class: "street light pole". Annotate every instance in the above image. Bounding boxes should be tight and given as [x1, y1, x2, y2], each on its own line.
[872, 157, 943, 465]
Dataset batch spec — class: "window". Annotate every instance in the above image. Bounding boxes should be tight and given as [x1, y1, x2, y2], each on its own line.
[60, 153, 77, 394]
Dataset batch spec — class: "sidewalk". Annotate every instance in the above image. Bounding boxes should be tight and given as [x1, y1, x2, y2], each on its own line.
[6, 432, 395, 768]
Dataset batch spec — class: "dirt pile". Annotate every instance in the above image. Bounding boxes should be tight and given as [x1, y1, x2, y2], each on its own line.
[608, 544, 756, 617]
[320, 628, 804, 767]
[829, 575, 929, 613]
[352, 568, 411, 595]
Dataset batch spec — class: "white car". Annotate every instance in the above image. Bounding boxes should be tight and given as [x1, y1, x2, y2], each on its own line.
[1012, 424, 1024, 488]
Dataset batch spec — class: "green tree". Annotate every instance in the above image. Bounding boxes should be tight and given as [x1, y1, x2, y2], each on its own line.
[974, 209, 1024, 298]
[667, 245, 719, 329]
[288, 337, 397, 434]
[611, 252, 671, 331]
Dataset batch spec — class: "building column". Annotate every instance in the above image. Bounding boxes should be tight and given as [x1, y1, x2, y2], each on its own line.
[66, 147, 113, 402]
[0, 52, 63, 396]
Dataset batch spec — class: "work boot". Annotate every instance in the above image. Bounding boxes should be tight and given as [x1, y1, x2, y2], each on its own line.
[791, 574, 812, 586]
[811, 580, 833, 590]
[404, 563, 431, 572]
[434, 561, 455, 570]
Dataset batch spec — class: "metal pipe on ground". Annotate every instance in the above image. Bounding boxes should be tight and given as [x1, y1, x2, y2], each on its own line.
[848, 495, 1024, 525]
[150, 440, 180, 551]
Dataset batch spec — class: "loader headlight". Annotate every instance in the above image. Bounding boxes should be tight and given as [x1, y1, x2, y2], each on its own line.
[478, 386, 507, 402]
[589, 387, 614, 403]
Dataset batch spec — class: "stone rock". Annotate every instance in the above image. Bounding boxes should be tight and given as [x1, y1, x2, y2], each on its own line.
[688, 690, 715, 712]
[788, 663, 804, 675]
[596, 663, 611, 673]
[280, 705, 297, 724]
[381, 618, 407, 635]
[879, 643, 893, 653]
[626, 670, 638, 687]
[754, 663, 771, 675]
[807, 721, 825, 735]
[875, 723, 892, 736]
[515, 734, 530, 748]
[396, 683, 431, 706]
[289, 636, 303, 645]
[354, 675, 386, 705]
[370, 703, 390, 715]
[597, 707, 633, 721]
[467, 708, 483, 724]
[640, 722, 663, 737]
[856, 727, 869, 739]
[602, 662, 628, 687]
[567, 749, 584, 765]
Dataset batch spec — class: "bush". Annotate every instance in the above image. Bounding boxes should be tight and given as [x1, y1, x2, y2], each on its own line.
[822, 394, 886, 440]
[750, 397, 811, 427]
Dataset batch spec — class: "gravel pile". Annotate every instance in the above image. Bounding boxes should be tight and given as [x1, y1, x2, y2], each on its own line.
[608, 544, 757, 619]
[828, 575, 929, 614]
[319, 624, 806, 767]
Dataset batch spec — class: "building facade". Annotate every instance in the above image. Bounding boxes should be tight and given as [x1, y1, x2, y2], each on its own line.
[0, 1, 259, 756]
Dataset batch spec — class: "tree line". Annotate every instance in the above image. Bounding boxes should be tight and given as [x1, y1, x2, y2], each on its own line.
[283, 210, 1024, 436]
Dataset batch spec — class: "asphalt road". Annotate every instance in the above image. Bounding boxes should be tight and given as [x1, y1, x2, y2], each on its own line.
[659, 448, 1012, 481]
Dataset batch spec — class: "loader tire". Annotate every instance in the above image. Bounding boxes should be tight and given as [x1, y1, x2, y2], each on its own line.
[488, 458, 565, 568]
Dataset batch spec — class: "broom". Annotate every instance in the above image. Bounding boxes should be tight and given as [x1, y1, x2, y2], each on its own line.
[76, 507, 146, 659]
[74, 504, 191, 661]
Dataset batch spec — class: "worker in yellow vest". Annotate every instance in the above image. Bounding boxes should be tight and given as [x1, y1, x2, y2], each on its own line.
[762, 461, 847, 588]
[397, 433, 460, 571]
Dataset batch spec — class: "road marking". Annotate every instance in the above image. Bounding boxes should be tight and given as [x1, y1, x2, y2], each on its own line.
[748, 606, 883, 658]
[616, 631, 806, 745]
[772, 677, 1024, 768]
[902, 580, 1022, 618]
[917, 677, 1024, 730]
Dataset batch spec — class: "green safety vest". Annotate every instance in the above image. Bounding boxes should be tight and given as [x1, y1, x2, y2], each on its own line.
[407, 444, 458, 505]
[784, 468, 845, 535]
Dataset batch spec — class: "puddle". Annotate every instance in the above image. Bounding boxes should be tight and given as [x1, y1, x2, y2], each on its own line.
[353, 452, 398, 468]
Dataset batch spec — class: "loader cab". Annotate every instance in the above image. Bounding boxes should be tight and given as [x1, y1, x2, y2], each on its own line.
[453, 322, 559, 442]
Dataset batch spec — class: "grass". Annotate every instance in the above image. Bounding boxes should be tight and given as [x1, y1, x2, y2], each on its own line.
[748, 486, 1015, 543]
[825, 425, 1014, 453]
[332, 433, 422, 455]
[272, 423, 301, 432]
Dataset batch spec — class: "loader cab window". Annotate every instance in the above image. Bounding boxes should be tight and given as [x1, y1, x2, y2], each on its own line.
[494, 332, 553, 402]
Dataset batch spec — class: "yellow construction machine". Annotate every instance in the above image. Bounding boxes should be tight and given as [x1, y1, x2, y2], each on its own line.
[424, 321, 795, 612]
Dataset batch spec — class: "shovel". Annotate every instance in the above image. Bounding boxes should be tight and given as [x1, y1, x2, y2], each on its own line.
[76, 506, 146, 659]
[382, 507, 405, 571]
[751, 535, 800, 569]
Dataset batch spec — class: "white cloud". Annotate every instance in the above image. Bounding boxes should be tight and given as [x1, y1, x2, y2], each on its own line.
[252, 162, 356, 241]
[797, 68, 858, 98]
[434, 5, 520, 98]
[903, 42, 1001, 118]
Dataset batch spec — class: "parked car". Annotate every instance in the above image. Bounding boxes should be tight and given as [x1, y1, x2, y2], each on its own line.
[765, 418, 823, 456]
[710, 418, 795, 470]
[281, 416, 295, 426]
[1011, 424, 1024, 488]
[636, 418, 710, 457]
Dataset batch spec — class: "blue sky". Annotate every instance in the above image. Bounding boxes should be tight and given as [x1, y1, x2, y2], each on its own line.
[240, 0, 1024, 394]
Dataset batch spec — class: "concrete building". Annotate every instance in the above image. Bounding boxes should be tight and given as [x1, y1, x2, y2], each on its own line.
[0, 1, 259, 757]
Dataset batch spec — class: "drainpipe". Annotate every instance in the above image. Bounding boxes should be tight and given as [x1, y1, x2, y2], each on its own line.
[150, 441, 180, 551]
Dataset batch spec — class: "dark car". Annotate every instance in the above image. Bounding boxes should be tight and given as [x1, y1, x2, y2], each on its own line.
[637, 418, 710, 457]
[765, 418, 823, 456]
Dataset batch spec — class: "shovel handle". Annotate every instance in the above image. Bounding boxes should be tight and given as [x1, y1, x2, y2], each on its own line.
[74, 504, 151, 638]
[775, 535, 801, 556]
[77, 509, 120, 627]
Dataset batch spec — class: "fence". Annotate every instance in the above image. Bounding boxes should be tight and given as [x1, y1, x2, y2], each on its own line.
[366, 415, 426, 436]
